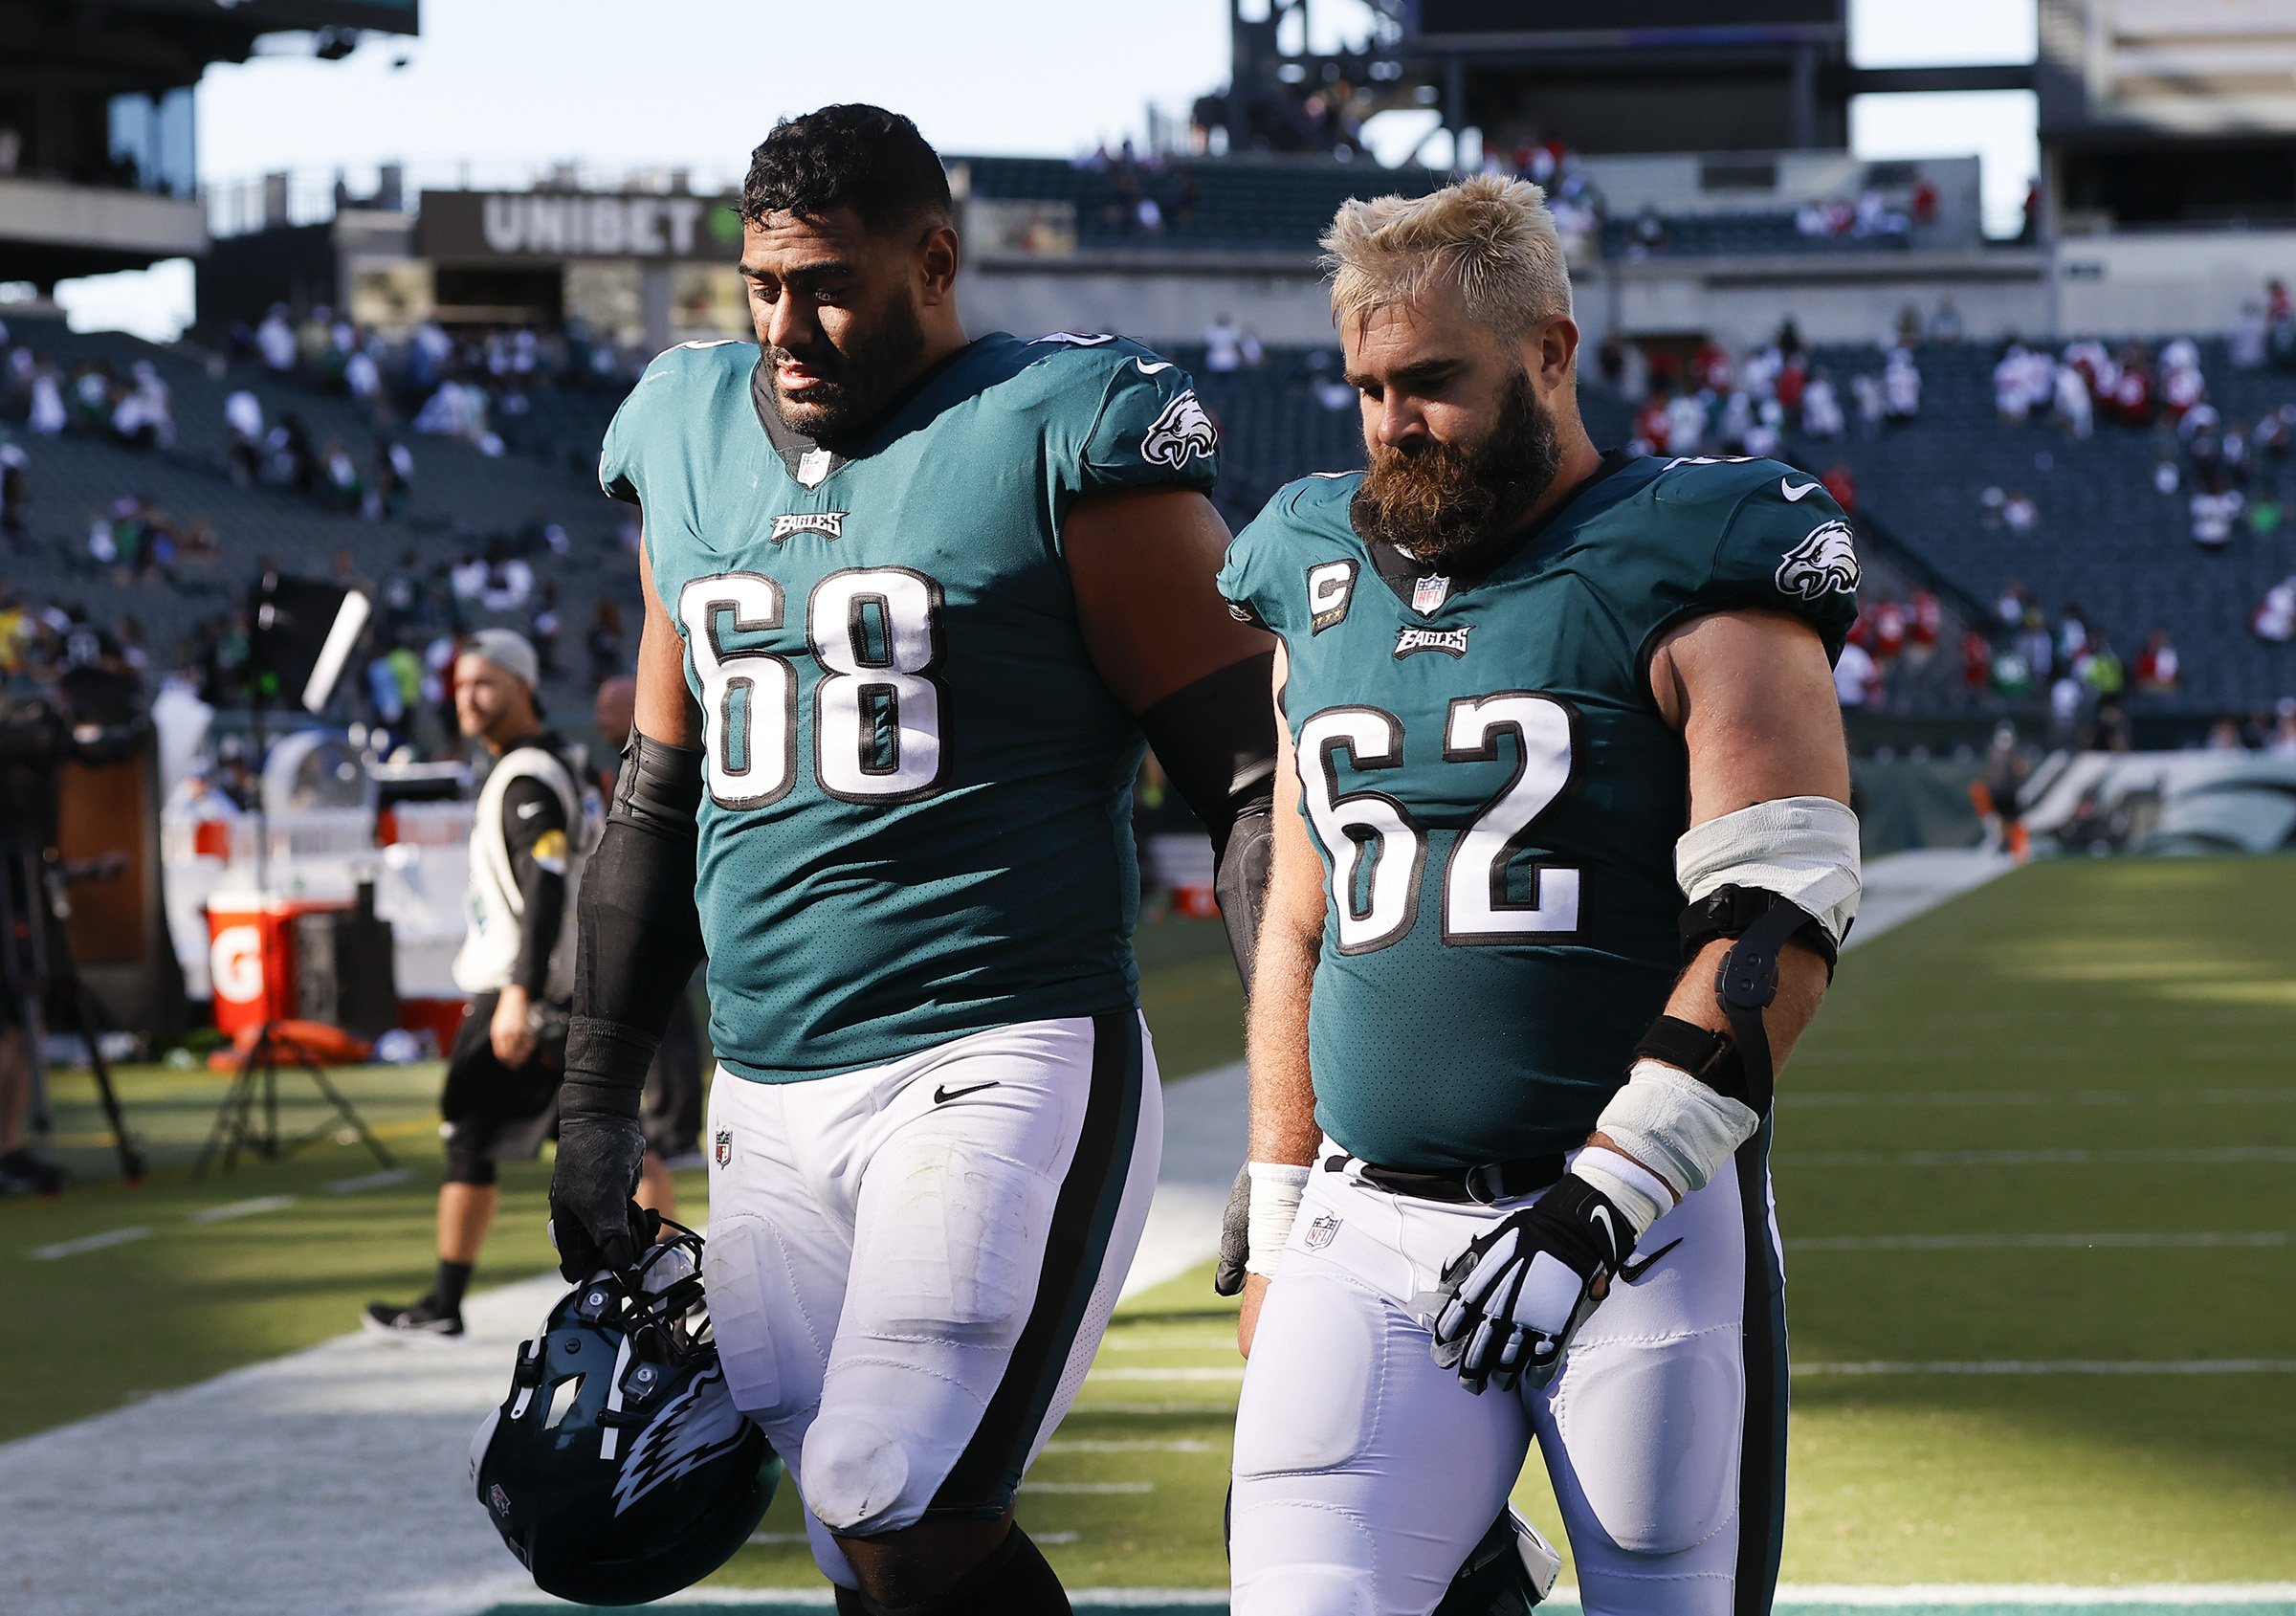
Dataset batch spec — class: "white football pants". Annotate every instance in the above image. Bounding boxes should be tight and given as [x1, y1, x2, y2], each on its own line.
[702, 1012, 1161, 1587]
[1230, 1129, 1788, 1616]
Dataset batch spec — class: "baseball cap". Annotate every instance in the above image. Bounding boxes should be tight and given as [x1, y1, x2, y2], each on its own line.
[461, 628, 540, 690]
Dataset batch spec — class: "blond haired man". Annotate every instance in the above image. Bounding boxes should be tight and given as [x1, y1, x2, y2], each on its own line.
[1215, 175, 1861, 1613]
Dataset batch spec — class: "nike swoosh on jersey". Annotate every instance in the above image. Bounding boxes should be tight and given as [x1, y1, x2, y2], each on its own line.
[1133, 358, 1176, 375]
[1780, 478, 1821, 501]
[517, 800, 545, 818]
[933, 1080, 1001, 1104]
[1619, 1237, 1684, 1284]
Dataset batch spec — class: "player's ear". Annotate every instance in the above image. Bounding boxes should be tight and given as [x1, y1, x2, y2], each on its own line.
[1527, 314, 1580, 394]
[916, 221, 960, 305]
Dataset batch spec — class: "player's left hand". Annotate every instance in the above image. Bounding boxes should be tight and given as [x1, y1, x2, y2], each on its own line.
[1427, 1175, 1632, 1395]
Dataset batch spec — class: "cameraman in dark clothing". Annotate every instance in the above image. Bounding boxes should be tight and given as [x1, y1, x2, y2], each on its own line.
[366, 631, 585, 1340]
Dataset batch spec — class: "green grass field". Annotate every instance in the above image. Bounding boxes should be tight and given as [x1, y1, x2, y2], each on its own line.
[7, 870, 2295, 1594]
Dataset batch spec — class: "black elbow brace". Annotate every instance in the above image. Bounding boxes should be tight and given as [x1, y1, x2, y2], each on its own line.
[563, 734, 707, 1121]
[1137, 653, 1278, 991]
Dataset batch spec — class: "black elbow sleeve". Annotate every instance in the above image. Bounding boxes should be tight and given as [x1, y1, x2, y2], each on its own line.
[1137, 653, 1279, 992]
[564, 734, 707, 1119]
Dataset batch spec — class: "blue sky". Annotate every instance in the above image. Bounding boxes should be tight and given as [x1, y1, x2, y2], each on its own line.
[55, 0, 2040, 339]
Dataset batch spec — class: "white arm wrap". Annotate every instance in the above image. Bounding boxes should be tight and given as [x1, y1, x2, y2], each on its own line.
[1592, 1060, 1761, 1203]
[1675, 795, 1862, 947]
[1246, 1162, 1310, 1279]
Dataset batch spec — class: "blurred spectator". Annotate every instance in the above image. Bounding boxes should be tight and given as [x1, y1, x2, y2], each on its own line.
[2192, 478, 2244, 547]
[1799, 371, 1843, 438]
[0, 439, 24, 538]
[2052, 361, 2092, 439]
[2251, 577, 2296, 641]
[1204, 315, 1242, 374]
[225, 389, 263, 484]
[256, 305, 297, 373]
[2233, 302, 2268, 370]
[1882, 347, 1921, 423]
[1850, 371, 1885, 433]
[2207, 715, 2245, 750]
[2003, 490, 2038, 532]
[1663, 389, 1705, 455]
[530, 585, 563, 677]
[1833, 638, 1877, 707]
[27, 359, 63, 436]
[586, 597, 626, 682]
[1820, 461, 1856, 511]
[2132, 630, 2180, 693]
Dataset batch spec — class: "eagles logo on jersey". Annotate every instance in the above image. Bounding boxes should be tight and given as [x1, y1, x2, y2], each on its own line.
[1775, 520, 1861, 602]
[1141, 390, 1219, 470]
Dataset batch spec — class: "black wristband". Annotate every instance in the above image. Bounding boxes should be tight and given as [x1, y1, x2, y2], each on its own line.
[1631, 1013, 1750, 1106]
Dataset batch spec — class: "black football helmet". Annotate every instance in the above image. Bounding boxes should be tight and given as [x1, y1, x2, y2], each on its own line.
[470, 1224, 783, 1605]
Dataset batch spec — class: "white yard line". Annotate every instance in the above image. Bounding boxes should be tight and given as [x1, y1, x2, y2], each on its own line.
[1841, 848, 2014, 951]
[1797, 1360, 2296, 1376]
[1778, 1147, 2296, 1166]
[27, 1225, 151, 1261]
[188, 1195, 299, 1224]
[1789, 1232, 2286, 1251]
[328, 1167, 415, 1193]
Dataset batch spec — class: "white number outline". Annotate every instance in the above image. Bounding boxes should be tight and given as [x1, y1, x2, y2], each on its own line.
[678, 572, 797, 811]
[1298, 706, 1425, 956]
[1439, 692, 1582, 944]
[807, 566, 949, 804]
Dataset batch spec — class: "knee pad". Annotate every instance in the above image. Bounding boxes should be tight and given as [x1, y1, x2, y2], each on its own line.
[1229, 1500, 1380, 1616]
[803, 1410, 915, 1536]
[440, 1126, 497, 1186]
[1232, 1565, 1377, 1616]
[1552, 1330, 1741, 1556]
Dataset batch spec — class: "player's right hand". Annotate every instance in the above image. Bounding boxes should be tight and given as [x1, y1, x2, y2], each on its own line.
[1427, 1174, 1631, 1395]
[1213, 1162, 1251, 1296]
[547, 1114, 658, 1281]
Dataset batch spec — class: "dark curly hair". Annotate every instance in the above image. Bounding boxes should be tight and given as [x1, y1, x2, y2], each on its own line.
[740, 104, 952, 237]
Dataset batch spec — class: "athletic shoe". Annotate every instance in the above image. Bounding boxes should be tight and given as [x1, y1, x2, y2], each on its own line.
[362, 1294, 466, 1342]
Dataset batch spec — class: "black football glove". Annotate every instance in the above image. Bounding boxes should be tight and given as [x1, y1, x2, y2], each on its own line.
[1428, 1174, 1632, 1395]
[1213, 1163, 1251, 1297]
[547, 1103, 659, 1282]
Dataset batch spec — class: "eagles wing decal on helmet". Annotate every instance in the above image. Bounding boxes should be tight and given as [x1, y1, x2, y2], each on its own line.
[1141, 390, 1219, 469]
[1774, 520, 1861, 602]
[610, 1361, 752, 1516]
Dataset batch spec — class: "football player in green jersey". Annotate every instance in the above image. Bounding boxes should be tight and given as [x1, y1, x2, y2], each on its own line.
[1219, 176, 1859, 1614]
[545, 107, 1275, 1614]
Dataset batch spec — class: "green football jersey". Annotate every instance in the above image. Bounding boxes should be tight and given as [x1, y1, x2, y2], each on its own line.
[600, 332, 1220, 1081]
[1217, 452, 1859, 1168]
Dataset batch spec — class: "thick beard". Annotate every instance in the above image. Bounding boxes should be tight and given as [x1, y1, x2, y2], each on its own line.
[764, 295, 927, 441]
[1349, 371, 1563, 571]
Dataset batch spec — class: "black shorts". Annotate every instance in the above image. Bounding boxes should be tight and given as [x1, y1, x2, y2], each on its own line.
[641, 990, 704, 1162]
[438, 990, 564, 1186]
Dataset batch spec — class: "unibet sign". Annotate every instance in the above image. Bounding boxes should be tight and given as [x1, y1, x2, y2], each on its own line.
[419, 189, 740, 262]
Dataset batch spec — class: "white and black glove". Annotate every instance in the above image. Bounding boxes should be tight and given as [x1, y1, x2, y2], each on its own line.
[1428, 1175, 1634, 1396]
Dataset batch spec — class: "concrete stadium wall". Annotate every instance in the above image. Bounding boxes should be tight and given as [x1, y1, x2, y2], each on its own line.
[960, 259, 1338, 348]
[2053, 231, 2296, 340]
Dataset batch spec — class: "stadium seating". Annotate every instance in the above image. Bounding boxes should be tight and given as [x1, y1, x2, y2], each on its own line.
[1787, 338, 2296, 715]
[963, 156, 1452, 253]
[0, 316, 633, 721]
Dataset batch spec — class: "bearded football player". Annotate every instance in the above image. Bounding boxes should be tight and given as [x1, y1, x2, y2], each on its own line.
[1217, 175, 1859, 1614]
[548, 105, 1274, 1614]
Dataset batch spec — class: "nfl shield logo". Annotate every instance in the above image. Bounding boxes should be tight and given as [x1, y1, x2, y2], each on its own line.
[1306, 1212, 1339, 1250]
[1412, 574, 1450, 613]
[489, 1482, 512, 1516]
[713, 1127, 734, 1168]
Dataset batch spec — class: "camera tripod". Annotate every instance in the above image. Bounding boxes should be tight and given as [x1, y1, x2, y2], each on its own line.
[193, 1017, 396, 1177]
[4, 843, 144, 1189]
